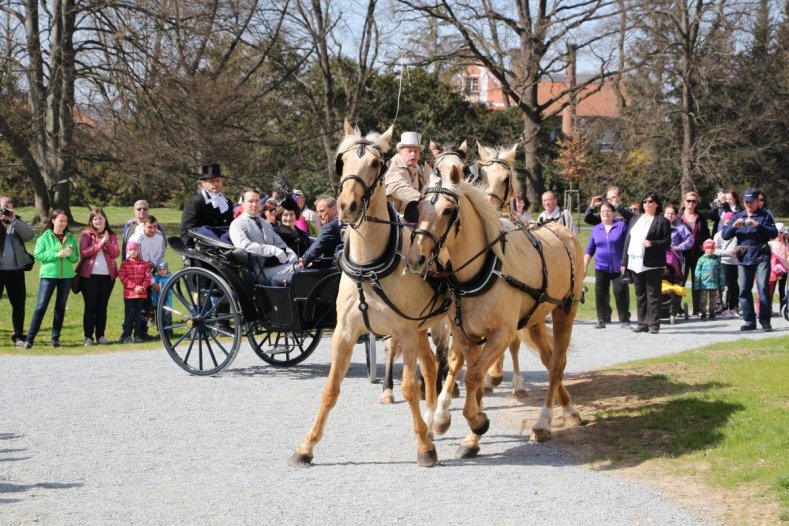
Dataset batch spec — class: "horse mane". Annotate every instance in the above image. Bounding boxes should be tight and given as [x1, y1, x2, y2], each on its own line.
[445, 179, 506, 261]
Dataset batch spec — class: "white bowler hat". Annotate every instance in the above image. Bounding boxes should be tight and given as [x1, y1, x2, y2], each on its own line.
[396, 131, 422, 151]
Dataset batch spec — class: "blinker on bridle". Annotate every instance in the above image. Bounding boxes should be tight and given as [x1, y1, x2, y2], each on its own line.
[336, 139, 387, 221]
[411, 181, 461, 262]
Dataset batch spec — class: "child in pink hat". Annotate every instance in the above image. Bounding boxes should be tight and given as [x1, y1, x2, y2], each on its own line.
[118, 240, 151, 343]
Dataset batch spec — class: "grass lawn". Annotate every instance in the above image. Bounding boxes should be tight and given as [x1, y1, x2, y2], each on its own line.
[563, 336, 789, 524]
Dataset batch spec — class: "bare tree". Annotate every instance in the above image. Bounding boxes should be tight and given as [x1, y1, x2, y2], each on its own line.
[396, 0, 624, 207]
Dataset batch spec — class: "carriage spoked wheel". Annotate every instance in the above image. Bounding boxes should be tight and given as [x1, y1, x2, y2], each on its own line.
[158, 267, 242, 376]
[247, 326, 323, 367]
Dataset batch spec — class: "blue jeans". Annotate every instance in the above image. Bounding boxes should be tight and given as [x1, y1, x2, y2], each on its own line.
[738, 260, 770, 327]
[26, 278, 72, 344]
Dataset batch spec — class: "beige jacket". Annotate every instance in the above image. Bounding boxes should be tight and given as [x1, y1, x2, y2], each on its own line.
[385, 154, 425, 213]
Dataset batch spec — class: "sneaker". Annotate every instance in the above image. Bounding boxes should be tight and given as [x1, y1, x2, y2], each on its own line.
[632, 325, 648, 333]
[619, 321, 631, 328]
[709, 313, 716, 320]
[119, 336, 133, 344]
[648, 327, 659, 334]
[50, 340, 61, 348]
[761, 323, 773, 332]
[84, 338, 94, 347]
[594, 321, 606, 329]
[97, 336, 109, 345]
[21, 341, 32, 350]
[740, 324, 756, 331]
[15, 339, 26, 349]
[700, 314, 707, 321]
[133, 337, 143, 343]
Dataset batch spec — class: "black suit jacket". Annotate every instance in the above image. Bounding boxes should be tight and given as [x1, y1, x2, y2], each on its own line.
[180, 191, 234, 245]
[301, 218, 341, 267]
[620, 214, 672, 269]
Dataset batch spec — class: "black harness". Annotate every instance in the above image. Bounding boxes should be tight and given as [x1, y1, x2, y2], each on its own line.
[415, 185, 579, 345]
[336, 152, 451, 333]
[477, 158, 514, 211]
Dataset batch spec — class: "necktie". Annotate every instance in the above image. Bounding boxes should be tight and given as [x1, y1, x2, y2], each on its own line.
[253, 217, 263, 230]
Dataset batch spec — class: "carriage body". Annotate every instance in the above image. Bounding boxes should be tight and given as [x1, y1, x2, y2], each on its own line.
[158, 229, 340, 375]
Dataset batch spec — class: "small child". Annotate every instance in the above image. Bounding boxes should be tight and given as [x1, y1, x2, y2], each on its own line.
[119, 240, 152, 343]
[151, 261, 173, 336]
[694, 238, 726, 320]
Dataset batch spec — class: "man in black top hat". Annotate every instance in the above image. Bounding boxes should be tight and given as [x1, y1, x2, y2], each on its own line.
[180, 163, 235, 245]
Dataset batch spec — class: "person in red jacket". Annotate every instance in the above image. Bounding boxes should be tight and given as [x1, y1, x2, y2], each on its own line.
[119, 240, 151, 343]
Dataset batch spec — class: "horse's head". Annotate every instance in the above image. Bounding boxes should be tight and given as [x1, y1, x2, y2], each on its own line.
[476, 142, 519, 211]
[404, 164, 464, 275]
[430, 140, 468, 180]
[336, 119, 394, 224]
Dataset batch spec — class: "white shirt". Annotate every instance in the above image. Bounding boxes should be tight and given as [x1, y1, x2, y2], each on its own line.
[627, 215, 654, 273]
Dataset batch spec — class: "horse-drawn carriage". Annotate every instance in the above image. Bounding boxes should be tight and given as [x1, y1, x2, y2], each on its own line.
[157, 229, 377, 377]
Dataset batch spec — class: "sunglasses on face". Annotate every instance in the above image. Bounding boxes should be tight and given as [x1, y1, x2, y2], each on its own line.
[685, 199, 697, 203]
[643, 199, 655, 204]
[136, 208, 148, 211]
[264, 208, 276, 212]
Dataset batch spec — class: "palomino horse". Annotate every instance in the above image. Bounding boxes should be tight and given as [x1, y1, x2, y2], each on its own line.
[430, 140, 526, 398]
[290, 121, 449, 467]
[474, 142, 528, 397]
[405, 164, 584, 457]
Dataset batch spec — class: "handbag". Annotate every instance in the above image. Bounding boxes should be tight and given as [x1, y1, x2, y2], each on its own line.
[620, 270, 634, 285]
[71, 275, 81, 294]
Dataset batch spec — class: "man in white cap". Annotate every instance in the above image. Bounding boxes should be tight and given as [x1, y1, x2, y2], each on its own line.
[385, 131, 425, 214]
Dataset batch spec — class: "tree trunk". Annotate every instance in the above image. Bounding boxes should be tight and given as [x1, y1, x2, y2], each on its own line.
[680, 79, 695, 197]
[522, 115, 544, 211]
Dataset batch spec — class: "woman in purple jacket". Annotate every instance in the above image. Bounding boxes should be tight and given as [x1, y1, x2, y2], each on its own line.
[584, 201, 630, 329]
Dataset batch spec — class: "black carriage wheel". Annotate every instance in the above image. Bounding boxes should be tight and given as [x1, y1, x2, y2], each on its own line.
[158, 267, 242, 376]
[247, 326, 323, 367]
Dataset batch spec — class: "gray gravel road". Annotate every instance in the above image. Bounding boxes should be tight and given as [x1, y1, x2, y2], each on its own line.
[1, 316, 784, 525]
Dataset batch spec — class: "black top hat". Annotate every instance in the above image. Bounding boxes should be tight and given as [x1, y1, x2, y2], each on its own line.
[200, 163, 222, 180]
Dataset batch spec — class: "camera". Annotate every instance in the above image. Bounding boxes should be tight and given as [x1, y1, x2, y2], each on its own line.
[1, 205, 13, 221]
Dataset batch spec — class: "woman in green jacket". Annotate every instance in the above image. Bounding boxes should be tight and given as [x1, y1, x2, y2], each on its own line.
[21, 210, 80, 348]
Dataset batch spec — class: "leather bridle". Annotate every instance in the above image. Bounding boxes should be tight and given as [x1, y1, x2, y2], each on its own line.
[478, 158, 514, 211]
[336, 139, 388, 221]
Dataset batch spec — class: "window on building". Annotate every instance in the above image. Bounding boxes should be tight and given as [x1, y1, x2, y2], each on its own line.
[466, 77, 479, 94]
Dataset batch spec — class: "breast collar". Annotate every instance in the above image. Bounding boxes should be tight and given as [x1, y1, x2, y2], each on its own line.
[445, 250, 501, 297]
[338, 203, 402, 281]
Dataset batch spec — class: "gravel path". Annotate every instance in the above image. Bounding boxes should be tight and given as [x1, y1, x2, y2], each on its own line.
[1, 315, 784, 525]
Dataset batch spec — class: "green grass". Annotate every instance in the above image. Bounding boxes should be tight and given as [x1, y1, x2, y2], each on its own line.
[575, 338, 789, 522]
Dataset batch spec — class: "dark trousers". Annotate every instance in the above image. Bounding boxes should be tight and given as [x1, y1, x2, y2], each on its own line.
[683, 252, 702, 314]
[778, 273, 787, 310]
[81, 275, 115, 340]
[122, 298, 146, 339]
[0, 269, 27, 342]
[26, 277, 72, 344]
[594, 270, 630, 323]
[633, 267, 663, 329]
[722, 263, 739, 311]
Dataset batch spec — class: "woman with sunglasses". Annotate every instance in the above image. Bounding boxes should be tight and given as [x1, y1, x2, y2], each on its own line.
[621, 192, 672, 334]
[679, 191, 710, 316]
[262, 198, 280, 226]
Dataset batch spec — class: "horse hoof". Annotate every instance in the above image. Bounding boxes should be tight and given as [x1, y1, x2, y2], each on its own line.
[288, 451, 313, 466]
[513, 389, 528, 399]
[455, 445, 480, 459]
[530, 427, 552, 442]
[489, 376, 503, 387]
[472, 414, 490, 436]
[563, 413, 582, 427]
[452, 383, 461, 399]
[483, 386, 494, 395]
[417, 448, 438, 467]
[433, 416, 451, 435]
[379, 392, 395, 405]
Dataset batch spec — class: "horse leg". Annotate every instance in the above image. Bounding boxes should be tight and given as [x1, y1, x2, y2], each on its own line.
[379, 338, 397, 405]
[416, 330, 438, 434]
[529, 310, 579, 442]
[431, 320, 453, 397]
[509, 337, 528, 398]
[290, 328, 360, 465]
[457, 333, 508, 458]
[399, 332, 438, 467]
[433, 342, 465, 435]
[483, 354, 505, 393]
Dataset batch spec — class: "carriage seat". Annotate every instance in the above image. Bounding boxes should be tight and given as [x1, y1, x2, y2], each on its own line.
[188, 227, 249, 266]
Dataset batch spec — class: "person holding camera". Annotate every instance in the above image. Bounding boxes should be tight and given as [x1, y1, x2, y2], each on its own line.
[721, 188, 778, 331]
[22, 209, 80, 348]
[0, 197, 35, 348]
[583, 186, 634, 226]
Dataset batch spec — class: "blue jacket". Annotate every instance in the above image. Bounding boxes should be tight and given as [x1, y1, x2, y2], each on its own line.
[586, 220, 628, 273]
[721, 208, 777, 265]
[301, 218, 342, 268]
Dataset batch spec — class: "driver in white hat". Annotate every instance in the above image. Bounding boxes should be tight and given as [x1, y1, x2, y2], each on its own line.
[385, 131, 425, 214]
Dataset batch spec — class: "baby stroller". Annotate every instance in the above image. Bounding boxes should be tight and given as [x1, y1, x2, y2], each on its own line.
[660, 249, 689, 324]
